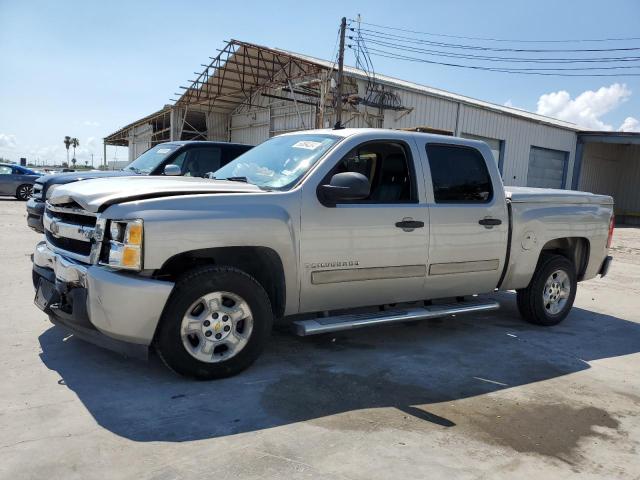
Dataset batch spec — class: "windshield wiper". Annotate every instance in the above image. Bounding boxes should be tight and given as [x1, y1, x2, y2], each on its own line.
[218, 176, 249, 183]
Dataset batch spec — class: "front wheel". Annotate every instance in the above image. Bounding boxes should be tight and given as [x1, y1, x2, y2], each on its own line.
[155, 266, 273, 379]
[516, 254, 577, 326]
[16, 184, 33, 201]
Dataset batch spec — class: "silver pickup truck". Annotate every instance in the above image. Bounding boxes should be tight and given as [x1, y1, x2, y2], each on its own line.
[32, 128, 615, 379]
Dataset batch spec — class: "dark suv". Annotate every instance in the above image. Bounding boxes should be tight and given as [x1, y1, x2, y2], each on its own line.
[27, 140, 252, 232]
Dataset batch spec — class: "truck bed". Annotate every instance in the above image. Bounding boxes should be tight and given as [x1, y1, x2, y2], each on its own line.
[501, 186, 613, 291]
[505, 186, 614, 205]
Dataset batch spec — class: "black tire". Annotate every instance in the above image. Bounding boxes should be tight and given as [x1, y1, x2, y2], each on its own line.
[516, 254, 577, 326]
[16, 184, 32, 201]
[155, 266, 273, 380]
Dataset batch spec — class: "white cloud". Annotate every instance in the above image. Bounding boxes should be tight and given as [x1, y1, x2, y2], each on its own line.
[83, 120, 100, 127]
[504, 99, 514, 108]
[619, 116, 640, 132]
[0, 133, 17, 149]
[536, 83, 632, 130]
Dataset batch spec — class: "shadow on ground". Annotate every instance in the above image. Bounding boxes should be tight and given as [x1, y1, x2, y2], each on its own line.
[38, 292, 640, 443]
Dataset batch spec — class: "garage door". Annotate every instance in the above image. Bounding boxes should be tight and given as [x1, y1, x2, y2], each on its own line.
[527, 146, 568, 189]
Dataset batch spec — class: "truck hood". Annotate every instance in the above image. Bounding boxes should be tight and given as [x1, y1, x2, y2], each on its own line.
[48, 176, 264, 212]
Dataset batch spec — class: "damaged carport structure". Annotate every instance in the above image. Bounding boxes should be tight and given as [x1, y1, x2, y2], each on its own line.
[104, 40, 350, 161]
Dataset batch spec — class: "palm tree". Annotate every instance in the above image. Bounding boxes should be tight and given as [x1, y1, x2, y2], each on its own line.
[63, 136, 71, 164]
[71, 138, 79, 167]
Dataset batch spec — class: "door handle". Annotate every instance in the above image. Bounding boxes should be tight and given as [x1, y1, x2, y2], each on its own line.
[478, 218, 502, 226]
[395, 220, 425, 229]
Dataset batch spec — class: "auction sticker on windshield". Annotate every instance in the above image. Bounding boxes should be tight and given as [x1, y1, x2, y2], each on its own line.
[156, 148, 172, 154]
[292, 141, 322, 150]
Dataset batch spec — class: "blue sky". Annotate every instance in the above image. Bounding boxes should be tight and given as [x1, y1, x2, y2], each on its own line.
[0, 0, 639, 165]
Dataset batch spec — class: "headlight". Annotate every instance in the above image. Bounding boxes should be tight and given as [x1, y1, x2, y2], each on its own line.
[106, 219, 143, 270]
[109, 222, 124, 242]
[44, 184, 58, 200]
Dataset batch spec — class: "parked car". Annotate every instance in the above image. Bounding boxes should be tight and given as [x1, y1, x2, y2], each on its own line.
[31, 128, 614, 379]
[26, 140, 253, 232]
[0, 163, 40, 200]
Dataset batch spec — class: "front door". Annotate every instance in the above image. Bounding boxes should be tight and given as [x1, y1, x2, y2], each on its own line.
[299, 139, 429, 312]
[421, 141, 509, 299]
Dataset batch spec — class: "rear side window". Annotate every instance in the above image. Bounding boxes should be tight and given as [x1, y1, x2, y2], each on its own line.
[426, 144, 493, 203]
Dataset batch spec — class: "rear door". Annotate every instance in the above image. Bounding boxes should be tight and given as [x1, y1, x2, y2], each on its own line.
[421, 141, 508, 298]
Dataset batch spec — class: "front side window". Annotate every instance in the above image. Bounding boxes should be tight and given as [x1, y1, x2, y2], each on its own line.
[123, 144, 180, 174]
[214, 134, 340, 189]
[426, 144, 493, 203]
[183, 148, 221, 177]
[328, 142, 415, 203]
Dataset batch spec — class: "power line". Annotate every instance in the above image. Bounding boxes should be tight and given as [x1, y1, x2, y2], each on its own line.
[356, 46, 640, 77]
[357, 37, 640, 66]
[349, 19, 640, 44]
[355, 27, 640, 53]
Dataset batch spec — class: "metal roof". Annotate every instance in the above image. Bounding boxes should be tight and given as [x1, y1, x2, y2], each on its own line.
[578, 131, 640, 145]
[174, 40, 327, 113]
[104, 106, 171, 145]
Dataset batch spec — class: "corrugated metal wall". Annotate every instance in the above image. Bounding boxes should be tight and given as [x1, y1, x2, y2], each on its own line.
[205, 112, 228, 141]
[579, 143, 640, 221]
[127, 124, 152, 161]
[230, 109, 270, 145]
[457, 106, 576, 187]
[616, 145, 640, 214]
[578, 143, 623, 195]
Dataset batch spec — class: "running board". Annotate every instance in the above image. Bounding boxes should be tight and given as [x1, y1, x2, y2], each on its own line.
[293, 299, 500, 336]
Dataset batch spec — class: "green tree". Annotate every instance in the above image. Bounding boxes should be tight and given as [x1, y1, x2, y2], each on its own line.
[63, 136, 71, 164]
[71, 137, 79, 167]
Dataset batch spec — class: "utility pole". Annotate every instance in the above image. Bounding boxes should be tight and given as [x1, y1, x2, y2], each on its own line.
[335, 16, 347, 129]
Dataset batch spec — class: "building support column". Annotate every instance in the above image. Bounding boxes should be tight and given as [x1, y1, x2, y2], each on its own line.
[572, 140, 585, 190]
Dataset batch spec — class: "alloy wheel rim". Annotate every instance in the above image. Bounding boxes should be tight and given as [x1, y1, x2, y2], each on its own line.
[542, 269, 570, 315]
[180, 291, 253, 363]
[19, 185, 32, 198]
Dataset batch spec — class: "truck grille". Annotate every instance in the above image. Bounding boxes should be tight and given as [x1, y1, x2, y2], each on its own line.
[44, 202, 104, 264]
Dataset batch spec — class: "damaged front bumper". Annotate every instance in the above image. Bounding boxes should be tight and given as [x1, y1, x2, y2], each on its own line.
[33, 241, 174, 358]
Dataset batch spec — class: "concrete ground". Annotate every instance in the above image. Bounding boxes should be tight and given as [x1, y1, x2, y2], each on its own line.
[0, 198, 639, 480]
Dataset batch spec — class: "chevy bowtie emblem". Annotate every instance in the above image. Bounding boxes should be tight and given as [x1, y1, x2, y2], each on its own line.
[49, 221, 60, 236]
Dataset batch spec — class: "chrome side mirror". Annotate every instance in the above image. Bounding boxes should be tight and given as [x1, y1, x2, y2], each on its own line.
[164, 164, 181, 176]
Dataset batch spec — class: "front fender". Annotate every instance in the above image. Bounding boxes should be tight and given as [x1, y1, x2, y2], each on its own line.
[102, 192, 301, 314]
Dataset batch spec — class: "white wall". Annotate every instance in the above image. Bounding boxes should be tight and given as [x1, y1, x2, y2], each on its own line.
[127, 123, 153, 161]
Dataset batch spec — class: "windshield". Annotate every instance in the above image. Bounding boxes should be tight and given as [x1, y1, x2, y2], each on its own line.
[124, 144, 180, 174]
[213, 134, 340, 189]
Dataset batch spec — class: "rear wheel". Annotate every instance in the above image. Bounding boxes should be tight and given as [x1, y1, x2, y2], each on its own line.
[16, 184, 32, 201]
[155, 266, 273, 379]
[516, 254, 577, 326]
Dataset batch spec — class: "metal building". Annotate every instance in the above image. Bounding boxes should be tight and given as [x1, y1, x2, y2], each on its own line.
[104, 39, 639, 220]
